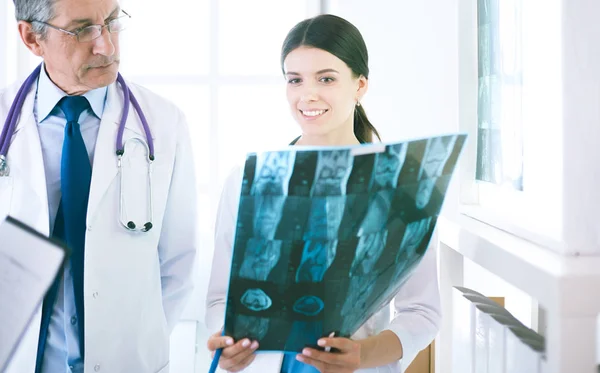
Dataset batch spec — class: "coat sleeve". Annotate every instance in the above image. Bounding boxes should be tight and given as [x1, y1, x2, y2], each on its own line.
[384, 231, 442, 372]
[157, 108, 199, 333]
[205, 167, 243, 335]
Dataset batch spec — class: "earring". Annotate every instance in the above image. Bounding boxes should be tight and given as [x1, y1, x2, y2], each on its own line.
[356, 100, 361, 107]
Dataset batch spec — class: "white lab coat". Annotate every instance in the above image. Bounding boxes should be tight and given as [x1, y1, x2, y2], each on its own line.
[205, 167, 441, 373]
[0, 76, 198, 373]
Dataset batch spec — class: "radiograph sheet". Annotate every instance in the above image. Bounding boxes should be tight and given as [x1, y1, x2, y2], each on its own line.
[223, 134, 466, 352]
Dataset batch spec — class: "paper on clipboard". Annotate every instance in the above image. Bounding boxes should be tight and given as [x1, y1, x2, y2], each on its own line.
[0, 216, 69, 371]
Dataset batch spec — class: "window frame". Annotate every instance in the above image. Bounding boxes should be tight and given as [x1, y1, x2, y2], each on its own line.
[457, 0, 565, 252]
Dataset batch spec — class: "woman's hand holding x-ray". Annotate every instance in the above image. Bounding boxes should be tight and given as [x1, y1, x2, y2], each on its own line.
[207, 330, 259, 372]
[296, 337, 362, 373]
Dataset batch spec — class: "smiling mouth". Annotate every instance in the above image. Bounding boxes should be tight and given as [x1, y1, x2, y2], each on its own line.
[300, 109, 328, 118]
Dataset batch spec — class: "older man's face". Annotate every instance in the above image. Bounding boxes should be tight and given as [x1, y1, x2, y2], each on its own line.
[38, 0, 121, 94]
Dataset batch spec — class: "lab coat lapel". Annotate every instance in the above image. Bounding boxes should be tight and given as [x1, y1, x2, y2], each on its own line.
[87, 82, 121, 224]
[7, 83, 50, 235]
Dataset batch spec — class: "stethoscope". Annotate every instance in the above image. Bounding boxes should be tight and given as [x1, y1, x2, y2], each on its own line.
[0, 64, 155, 232]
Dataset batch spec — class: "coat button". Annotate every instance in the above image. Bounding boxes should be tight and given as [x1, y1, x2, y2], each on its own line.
[94, 364, 101, 371]
[70, 316, 77, 325]
[93, 292, 99, 299]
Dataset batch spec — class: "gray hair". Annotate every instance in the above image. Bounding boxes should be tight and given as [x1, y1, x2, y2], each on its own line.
[14, 0, 57, 39]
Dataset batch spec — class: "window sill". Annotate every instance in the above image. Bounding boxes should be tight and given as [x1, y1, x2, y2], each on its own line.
[459, 204, 565, 255]
[437, 212, 600, 316]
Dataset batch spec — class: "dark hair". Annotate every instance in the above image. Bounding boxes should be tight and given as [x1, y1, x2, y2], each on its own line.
[281, 14, 381, 143]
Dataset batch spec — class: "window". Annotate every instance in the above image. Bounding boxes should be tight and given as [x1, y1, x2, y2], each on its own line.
[476, 0, 523, 191]
[218, 0, 309, 76]
[117, 0, 322, 326]
[3, 1, 43, 85]
[459, 0, 564, 247]
[0, 1, 8, 88]
[119, 0, 211, 76]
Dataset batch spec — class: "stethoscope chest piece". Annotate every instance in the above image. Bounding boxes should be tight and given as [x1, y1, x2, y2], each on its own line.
[117, 137, 154, 233]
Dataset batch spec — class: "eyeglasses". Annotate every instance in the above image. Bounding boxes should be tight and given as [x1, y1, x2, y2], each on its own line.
[32, 10, 131, 43]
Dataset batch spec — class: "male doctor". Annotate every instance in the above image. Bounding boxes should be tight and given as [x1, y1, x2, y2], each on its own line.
[0, 0, 198, 372]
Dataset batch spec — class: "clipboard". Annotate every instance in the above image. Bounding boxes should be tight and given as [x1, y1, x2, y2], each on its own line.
[0, 216, 70, 371]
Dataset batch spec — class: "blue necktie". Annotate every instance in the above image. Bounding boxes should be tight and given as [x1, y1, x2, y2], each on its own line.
[36, 96, 91, 371]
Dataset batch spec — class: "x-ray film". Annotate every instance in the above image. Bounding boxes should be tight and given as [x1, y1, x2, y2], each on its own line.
[224, 134, 467, 352]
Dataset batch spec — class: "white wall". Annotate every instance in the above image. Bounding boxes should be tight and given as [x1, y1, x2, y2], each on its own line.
[328, 0, 461, 220]
[0, 0, 8, 89]
[561, 0, 600, 255]
[328, 0, 460, 141]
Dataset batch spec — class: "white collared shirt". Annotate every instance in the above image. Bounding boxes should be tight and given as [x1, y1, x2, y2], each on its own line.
[34, 64, 107, 373]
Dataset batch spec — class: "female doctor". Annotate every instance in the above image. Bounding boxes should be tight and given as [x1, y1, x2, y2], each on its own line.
[1, 0, 197, 372]
[205, 14, 441, 373]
